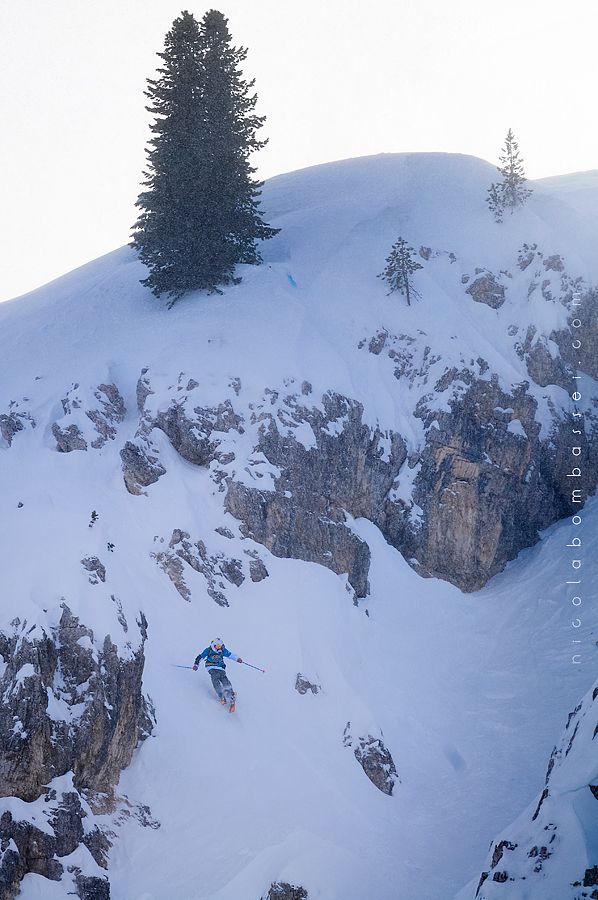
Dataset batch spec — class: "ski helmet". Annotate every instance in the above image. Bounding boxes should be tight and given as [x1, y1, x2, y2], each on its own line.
[211, 638, 223, 651]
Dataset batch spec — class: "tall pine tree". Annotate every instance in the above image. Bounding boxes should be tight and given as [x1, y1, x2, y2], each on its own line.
[132, 10, 278, 304]
[486, 129, 532, 223]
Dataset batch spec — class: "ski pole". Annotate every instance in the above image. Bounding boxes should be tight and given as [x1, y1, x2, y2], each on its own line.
[172, 664, 195, 669]
[239, 660, 266, 673]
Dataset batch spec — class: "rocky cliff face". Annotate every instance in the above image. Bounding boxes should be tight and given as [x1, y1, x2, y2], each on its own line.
[121, 284, 597, 599]
[1, 154, 597, 899]
[473, 679, 598, 899]
[0, 605, 152, 899]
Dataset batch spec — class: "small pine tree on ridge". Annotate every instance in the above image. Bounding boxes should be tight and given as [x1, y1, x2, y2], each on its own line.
[487, 129, 532, 223]
[378, 237, 423, 305]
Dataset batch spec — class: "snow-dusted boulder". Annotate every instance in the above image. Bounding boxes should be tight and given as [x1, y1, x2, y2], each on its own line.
[120, 440, 166, 494]
[343, 723, 399, 796]
[465, 270, 507, 308]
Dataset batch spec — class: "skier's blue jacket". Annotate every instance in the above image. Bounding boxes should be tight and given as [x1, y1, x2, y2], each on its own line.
[194, 645, 239, 671]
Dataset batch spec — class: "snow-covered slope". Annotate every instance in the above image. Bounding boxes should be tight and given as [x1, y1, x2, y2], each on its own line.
[0, 153, 596, 900]
[458, 676, 598, 900]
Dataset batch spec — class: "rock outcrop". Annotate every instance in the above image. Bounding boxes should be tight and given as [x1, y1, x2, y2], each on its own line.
[52, 383, 126, 452]
[120, 441, 166, 495]
[0, 606, 152, 897]
[121, 242, 598, 600]
[392, 375, 596, 591]
[343, 723, 398, 795]
[130, 353, 597, 596]
[262, 883, 308, 900]
[552, 287, 598, 380]
[154, 397, 243, 467]
[474, 679, 598, 899]
[465, 270, 507, 308]
[152, 528, 265, 606]
[221, 389, 406, 599]
[225, 480, 371, 599]
[0, 790, 111, 899]
[0, 409, 35, 448]
[295, 674, 321, 695]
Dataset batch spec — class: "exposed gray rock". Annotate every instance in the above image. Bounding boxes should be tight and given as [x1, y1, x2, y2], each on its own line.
[52, 422, 88, 452]
[120, 441, 166, 495]
[110, 596, 128, 633]
[368, 329, 389, 355]
[81, 557, 106, 585]
[219, 556, 245, 587]
[359, 330, 439, 385]
[552, 287, 598, 380]
[137, 363, 597, 595]
[543, 253, 564, 272]
[263, 883, 308, 900]
[225, 481, 371, 599]
[0, 605, 152, 802]
[152, 547, 190, 602]
[295, 674, 320, 695]
[517, 242, 539, 271]
[343, 724, 398, 795]
[465, 271, 506, 308]
[0, 414, 24, 446]
[584, 866, 598, 887]
[0, 607, 151, 898]
[224, 391, 406, 598]
[154, 529, 248, 605]
[149, 383, 405, 598]
[525, 339, 570, 388]
[136, 368, 153, 415]
[52, 383, 125, 452]
[48, 792, 85, 856]
[491, 840, 517, 868]
[86, 384, 126, 449]
[0, 409, 35, 447]
[0, 790, 112, 896]
[249, 558, 269, 582]
[0, 837, 22, 900]
[541, 278, 553, 301]
[154, 398, 243, 467]
[82, 825, 112, 868]
[75, 873, 111, 899]
[397, 375, 598, 591]
[0, 811, 64, 890]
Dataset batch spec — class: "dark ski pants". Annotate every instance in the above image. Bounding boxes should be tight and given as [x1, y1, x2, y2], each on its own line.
[209, 668, 234, 703]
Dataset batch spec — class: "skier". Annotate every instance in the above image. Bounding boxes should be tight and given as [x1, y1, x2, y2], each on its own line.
[192, 638, 243, 712]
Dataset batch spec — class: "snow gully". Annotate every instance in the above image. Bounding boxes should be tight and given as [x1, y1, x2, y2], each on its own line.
[565, 290, 585, 666]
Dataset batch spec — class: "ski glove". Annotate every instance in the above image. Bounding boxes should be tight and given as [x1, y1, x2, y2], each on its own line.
[192, 665, 198, 671]
[237, 657, 243, 664]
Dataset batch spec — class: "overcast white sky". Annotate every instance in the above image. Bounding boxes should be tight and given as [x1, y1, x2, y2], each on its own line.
[1, 0, 597, 302]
